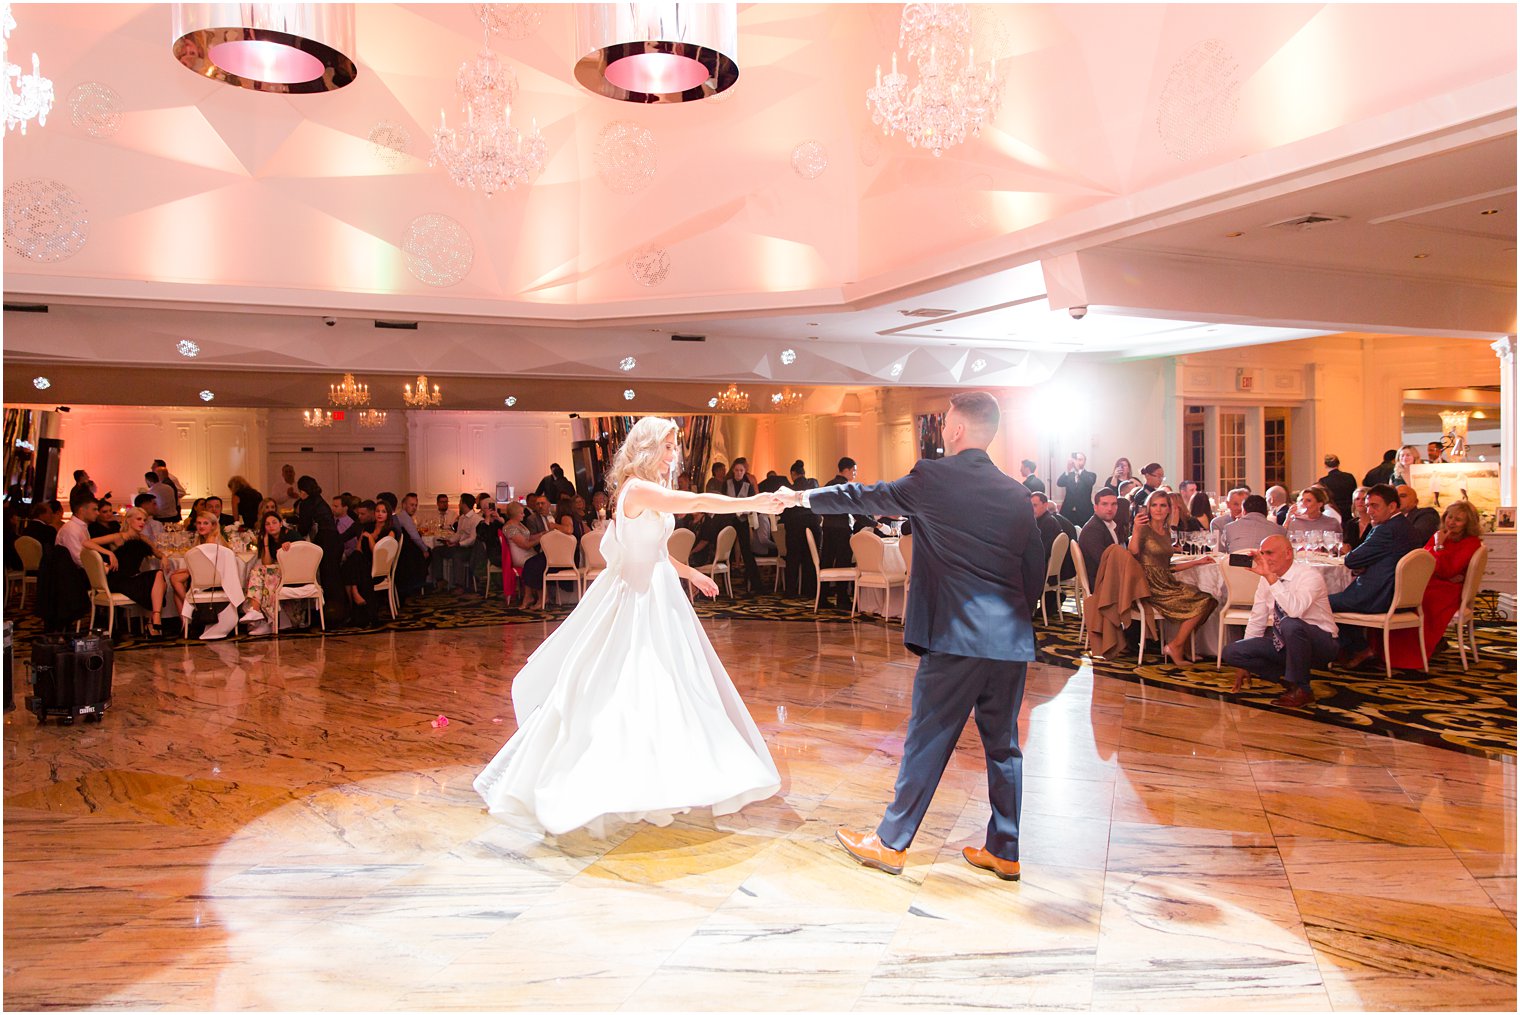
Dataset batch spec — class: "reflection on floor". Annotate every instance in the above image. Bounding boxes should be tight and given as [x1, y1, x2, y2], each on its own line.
[4, 620, 1515, 1010]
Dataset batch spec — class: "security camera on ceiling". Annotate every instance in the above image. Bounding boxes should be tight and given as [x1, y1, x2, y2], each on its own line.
[1068, 306, 1088, 320]
[323, 316, 337, 327]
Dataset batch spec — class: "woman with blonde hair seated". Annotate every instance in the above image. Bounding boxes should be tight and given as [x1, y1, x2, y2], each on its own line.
[168, 510, 240, 638]
[84, 507, 169, 636]
[1129, 489, 1215, 667]
[1380, 500, 1485, 670]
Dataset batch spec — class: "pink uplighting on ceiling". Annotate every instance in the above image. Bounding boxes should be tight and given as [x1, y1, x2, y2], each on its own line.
[209, 40, 324, 84]
[605, 52, 710, 94]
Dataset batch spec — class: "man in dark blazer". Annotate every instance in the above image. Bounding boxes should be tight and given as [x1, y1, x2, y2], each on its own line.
[818, 456, 869, 608]
[1076, 487, 1124, 590]
[1328, 484, 1421, 667]
[785, 391, 1044, 882]
[1396, 485, 1441, 545]
[1318, 454, 1357, 521]
[1031, 491, 1077, 615]
[779, 460, 820, 598]
[1362, 449, 1397, 488]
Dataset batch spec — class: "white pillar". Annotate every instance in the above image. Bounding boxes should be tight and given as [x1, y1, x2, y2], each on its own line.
[1494, 336, 1517, 508]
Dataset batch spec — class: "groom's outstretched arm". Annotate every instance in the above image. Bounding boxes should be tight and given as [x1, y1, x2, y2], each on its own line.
[805, 464, 925, 518]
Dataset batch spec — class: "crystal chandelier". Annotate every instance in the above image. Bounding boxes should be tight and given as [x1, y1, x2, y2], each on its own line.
[403, 374, 442, 408]
[430, 20, 546, 197]
[303, 408, 333, 428]
[328, 372, 370, 407]
[712, 383, 749, 413]
[356, 408, 388, 429]
[770, 387, 805, 413]
[866, 3, 1002, 158]
[3, 3, 54, 135]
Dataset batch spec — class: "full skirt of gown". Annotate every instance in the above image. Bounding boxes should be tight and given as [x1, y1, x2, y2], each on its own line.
[473, 494, 780, 836]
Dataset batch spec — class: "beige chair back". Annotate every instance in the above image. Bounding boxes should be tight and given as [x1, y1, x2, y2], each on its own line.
[80, 548, 111, 594]
[277, 540, 323, 586]
[580, 529, 607, 570]
[1223, 563, 1261, 607]
[773, 520, 787, 560]
[850, 530, 886, 575]
[805, 527, 822, 568]
[1458, 543, 1490, 617]
[1069, 540, 1090, 598]
[15, 535, 43, 570]
[1045, 532, 1071, 582]
[711, 524, 737, 566]
[540, 529, 578, 569]
[1391, 549, 1437, 611]
[899, 533, 912, 574]
[666, 527, 695, 566]
[370, 535, 399, 580]
[186, 542, 223, 588]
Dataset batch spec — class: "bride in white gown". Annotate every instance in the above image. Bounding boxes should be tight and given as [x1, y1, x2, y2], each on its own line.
[474, 416, 788, 836]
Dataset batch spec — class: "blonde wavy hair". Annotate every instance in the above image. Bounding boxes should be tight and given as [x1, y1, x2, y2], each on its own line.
[191, 510, 231, 547]
[606, 416, 679, 500]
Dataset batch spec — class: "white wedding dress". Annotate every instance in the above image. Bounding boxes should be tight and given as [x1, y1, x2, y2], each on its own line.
[473, 483, 781, 836]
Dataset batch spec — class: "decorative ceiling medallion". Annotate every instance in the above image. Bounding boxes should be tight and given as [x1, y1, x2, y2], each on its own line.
[790, 140, 827, 180]
[403, 214, 473, 287]
[595, 120, 656, 194]
[574, 3, 738, 104]
[476, 4, 542, 40]
[67, 82, 120, 137]
[623, 388, 635, 401]
[503, 396, 517, 407]
[3, 179, 88, 262]
[779, 348, 797, 366]
[170, 3, 358, 93]
[31, 376, 49, 389]
[176, 339, 200, 357]
[367, 120, 411, 168]
[1156, 39, 1240, 161]
[626, 245, 670, 287]
[618, 356, 637, 371]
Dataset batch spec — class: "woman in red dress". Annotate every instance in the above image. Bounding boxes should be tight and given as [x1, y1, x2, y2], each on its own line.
[1381, 501, 1484, 670]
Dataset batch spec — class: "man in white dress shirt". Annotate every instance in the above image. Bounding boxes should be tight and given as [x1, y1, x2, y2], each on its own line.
[56, 494, 98, 566]
[1221, 534, 1338, 709]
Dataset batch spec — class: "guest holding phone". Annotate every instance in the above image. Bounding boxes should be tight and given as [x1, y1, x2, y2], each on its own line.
[1056, 452, 1097, 526]
[1128, 490, 1215, 667]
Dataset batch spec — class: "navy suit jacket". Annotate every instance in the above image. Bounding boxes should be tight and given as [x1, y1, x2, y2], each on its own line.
[807, 449, 1044, 662]
[1330, 512, 1420, 614]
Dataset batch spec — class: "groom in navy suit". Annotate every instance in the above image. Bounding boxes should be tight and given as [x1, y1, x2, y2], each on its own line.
[783, 391, 1045, 881]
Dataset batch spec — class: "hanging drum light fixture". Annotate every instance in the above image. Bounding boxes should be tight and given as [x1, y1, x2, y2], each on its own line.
[171, 4, 358, 93]
[574, 3, 737, 104]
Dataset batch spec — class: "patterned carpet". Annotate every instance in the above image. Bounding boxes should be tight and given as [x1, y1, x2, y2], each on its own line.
[7, 588, 1514, 759]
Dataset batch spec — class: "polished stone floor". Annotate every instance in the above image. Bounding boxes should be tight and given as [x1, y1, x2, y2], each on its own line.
[4, 619, 1515, 1011]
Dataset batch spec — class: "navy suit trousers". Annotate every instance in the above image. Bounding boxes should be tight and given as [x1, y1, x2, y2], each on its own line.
[877, 652, 1027, 861]
[1220, 617, 1338, 691]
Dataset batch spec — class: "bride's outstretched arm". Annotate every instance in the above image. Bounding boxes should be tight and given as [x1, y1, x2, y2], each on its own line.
[622, 480, 788, 518]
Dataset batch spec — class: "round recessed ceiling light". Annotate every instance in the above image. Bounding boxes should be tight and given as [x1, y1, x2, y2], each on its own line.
[806, 322, 819, 327]
[503, 396, 517, 407]
[971, 358, 986, 372]
[199, 390, 215, 402]
[890, 363, 903, 378]
[32, 376, 50, 390]
[1224, 231, 1244, 238]
[177, 339, 200, 357]
[1480, 209, 1500, 216]
[708, 397, 718, 408]
[779, 348, 797, 366]
[1413, 253, 1430, 259]
[619, 356, 637, 372]
[623, 389, 635, 401]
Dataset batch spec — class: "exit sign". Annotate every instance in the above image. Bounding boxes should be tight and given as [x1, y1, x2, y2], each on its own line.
[332, 410, 346, 421]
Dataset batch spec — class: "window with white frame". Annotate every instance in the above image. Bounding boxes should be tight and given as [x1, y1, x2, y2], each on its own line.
[1219, 411, 1246, 491]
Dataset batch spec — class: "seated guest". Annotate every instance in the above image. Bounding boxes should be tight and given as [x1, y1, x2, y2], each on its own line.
[89, 496, 120, 538]
[342, 498, 395, 623]
[1178, 479, 1200, 502]
[1307, 483, 1341, 522]
[1380, 501, 1485, 669]
[1032, 491, 1078, 614]
[1129, 489, 1216, 667]
[477, 498, 507, 573]
[145, 470, 179, 524]
[502, 502, 540, 607]
[519, 497, 583, 607]
[168, 510, 240, 639]
[84, 507, 169, 636]
[1397, 485, 1441, 545]
[1114, 478, 1141, 536]
[227, 476, 263, 530]
[1104, 457, 1134, 490]
[569, 494, 592, 530]
[1328, 484, 1420, 668]
[1389, 445, 1421, 487]
[1222, 495, 1282, 553]
[1286, 486, 1343, 540]
[239, 511, 295, 636]
[1210, 487, 1249, 542]
[688, 511, 728, 567]
[379, 492, 427, 600]
[188, 497, 208, 522]
[590, 490, 610, 525]
[58, 491, 98, 566]
[133, 493, 165, 544]
[432, 493, 481, 590]
[333, 494, 359, 550]
[258, 496, 282, 523]
[1221, 534, 1339, 708]
[204, 495, 237, 528]
[750, 510, 778, 557]
[432, 493, 456, 531]
[1188, 491, 1213, 531]
[1266, 485, 1291, 526]
[342, 499, 373, 559]
[1168, 492, 1204, 532]
[1344, 486, 1373, 551]
[1077, 487, 1124, 591]
[24, 500, 63, 549]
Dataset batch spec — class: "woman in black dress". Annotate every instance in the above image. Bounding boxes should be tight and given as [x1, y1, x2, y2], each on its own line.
[84, 507, 169, 635]
[342, 498, 395, 622]
[294, 475, 345, 621]
[227, 476, 264, 530]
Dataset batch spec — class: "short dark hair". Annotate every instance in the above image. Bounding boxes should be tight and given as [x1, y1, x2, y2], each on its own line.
[1324, 454, 1340, 468]
[1020, 459, 1037, 472]
[549, 463, 563, 475]
[1382, 449, 1397, 462]
[72, 469, 87, 482]
[1142, 462, 1164, 476]
[1029, 491, 1049, 505]
[436, 492, 449, 501]
[69, 490, 98, 513]
[711, 462, 725, 474]
[1367, 483, 1399, 506]
[1242, 495, 1269, 517]
[732, 457, 747, 468]
[296, 475, 322, 499]
[152, 459, 167, 468]
[133, 493, 157, 508]
[358, 499, 376, 512]
[1093, 486, 1119, 504]
[375, 492, 398, 510]
[459, 493, 477, 510]
[838, 457, 856, 471]
[790, 460, 806, 476]
[404, 492, 418, 500]
[948, 390, 1000, 436]
[144, 471, 159, 484]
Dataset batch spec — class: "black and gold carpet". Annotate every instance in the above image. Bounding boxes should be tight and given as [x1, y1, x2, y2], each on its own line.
[8, 591, 1514, 759]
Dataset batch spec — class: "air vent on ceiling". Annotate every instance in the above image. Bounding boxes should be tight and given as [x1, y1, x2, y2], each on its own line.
[671, 333, 706, 343]
[899, 307, 955, 318]
[1265, 213, 1348, 232]
[374, 319, 419, 330]
[3, 302, 49, 313]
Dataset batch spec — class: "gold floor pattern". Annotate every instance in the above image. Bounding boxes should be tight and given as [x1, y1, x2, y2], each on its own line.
[3, 620, 1515, 1011]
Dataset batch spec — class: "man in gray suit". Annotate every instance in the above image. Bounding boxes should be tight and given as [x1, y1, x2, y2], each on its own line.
[1222, 494, 1283, 553]
[781, 391, 1044, 882]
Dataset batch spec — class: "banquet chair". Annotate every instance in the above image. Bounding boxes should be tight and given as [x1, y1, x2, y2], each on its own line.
[8, 534, 42, 610]
[1068, 541, 1092, 647]
[752, 514, 783, 592]
[805, 527, 859, 615]
[1451, 544, 1490, 671]
[1331, 549, 1437, 679]
[666, 527, 696, 594]
[1039, 532, 1071, 626]
[1215, 562, 1262, 667]
[274, 541, 325, 635]
[483, 552, 504, 597]
[1130, 597, 1196, 665]
[691, 525, 736, 599]
[80, 548, 146, 638]
[851, 529, 906, 622]
[580, 529, 608, 585]
[539, 529, 582, 604]
[184, 543, 236, 639]
[370, 535, 401, 619]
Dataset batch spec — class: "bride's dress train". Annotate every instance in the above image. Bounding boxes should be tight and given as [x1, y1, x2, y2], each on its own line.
[474, 489, 780, 836]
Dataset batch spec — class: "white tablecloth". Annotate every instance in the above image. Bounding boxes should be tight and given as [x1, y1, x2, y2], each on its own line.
[1177, 553, 1352, 657]
[855, 540, 907, 619]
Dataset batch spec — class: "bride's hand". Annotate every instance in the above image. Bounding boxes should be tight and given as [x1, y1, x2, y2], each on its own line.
[691, 574, 719, 598]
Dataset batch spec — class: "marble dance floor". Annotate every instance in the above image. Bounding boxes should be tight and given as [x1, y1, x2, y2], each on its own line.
[3, 619, 1515, 1011]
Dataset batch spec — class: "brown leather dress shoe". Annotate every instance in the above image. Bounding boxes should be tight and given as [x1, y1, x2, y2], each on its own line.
[836, 828, 905, 875]
[962, 846, 1021, 881]
[1271, 685, 1315, 709]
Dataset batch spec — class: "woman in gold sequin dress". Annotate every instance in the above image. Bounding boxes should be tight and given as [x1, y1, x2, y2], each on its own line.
[1129, 489, 1216, 667]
